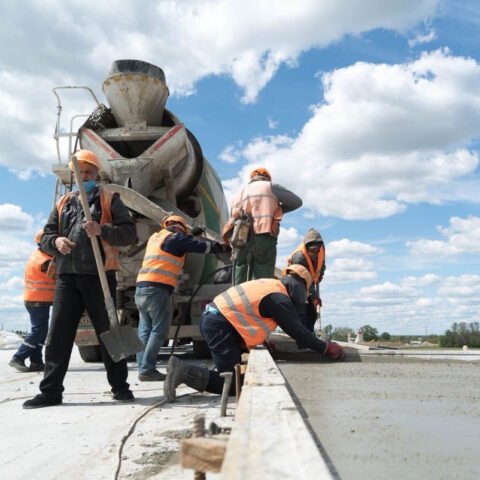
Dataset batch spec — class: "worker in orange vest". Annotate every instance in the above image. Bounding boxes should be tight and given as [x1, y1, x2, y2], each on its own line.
[164, 264, 344, 401]
[23, 149, 136, 409]
[9, 231, 55, 373]
[135, 214, 228, 382]
[223, 167, 283, 283]
[288, 228, 325, 333]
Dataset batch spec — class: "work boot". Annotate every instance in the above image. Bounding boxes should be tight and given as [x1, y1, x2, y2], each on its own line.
[9, 356, 30, 373]
[164, 356, 210, 403]
[112, 389, 135, 402]
[29, 362, 45, 372]
[23, 394, 62, 409]
[138, 370, 166, 382]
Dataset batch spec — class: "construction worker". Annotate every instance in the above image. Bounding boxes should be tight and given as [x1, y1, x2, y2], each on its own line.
[163, 264, 344, 401]
[135, 214, 228, 381]
[288, 228, 325, 333]
[223, 167, 282, 284]
[23, 149, 137, 409]
[9, 230, 55, 373]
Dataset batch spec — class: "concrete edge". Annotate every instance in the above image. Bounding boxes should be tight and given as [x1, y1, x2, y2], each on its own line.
[220, 347, 335, 479]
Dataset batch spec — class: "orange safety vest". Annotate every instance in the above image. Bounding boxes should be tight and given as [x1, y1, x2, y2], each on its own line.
[24, 249, 56, 303]
[56, 189, 120, 271]
[229, 180, 283, 236]
[136, 230, 186, 288]
[287, 241, 325, 284]
[214, 278, 289, 348]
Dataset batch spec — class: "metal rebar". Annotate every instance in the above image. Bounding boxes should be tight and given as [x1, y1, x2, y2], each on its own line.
[220, 372, 233, 417]
[193, 414, 206, 480]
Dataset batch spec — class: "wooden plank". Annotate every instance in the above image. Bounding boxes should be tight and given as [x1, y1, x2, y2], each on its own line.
[221, 349, 334, 480]
[242, 346, 285, 386]
[181, 436, 228, 473]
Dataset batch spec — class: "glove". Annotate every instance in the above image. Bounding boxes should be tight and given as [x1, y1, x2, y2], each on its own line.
[311, 296, 322, 308]
[211, 242, 228, 254]
[324, 342, 345, 360]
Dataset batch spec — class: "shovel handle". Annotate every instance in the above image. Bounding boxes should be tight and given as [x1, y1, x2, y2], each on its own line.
[70, 154, 117, 322]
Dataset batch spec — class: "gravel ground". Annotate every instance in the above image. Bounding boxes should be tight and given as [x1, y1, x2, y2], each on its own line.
[279, 355, 480, 480]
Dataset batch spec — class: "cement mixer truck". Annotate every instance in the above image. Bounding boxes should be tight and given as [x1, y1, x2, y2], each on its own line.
[51, 60, 232, 361]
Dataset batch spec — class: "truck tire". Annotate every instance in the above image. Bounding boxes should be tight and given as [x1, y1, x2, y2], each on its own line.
[78, 345, 102, 362]
[192, 340, 211, 359]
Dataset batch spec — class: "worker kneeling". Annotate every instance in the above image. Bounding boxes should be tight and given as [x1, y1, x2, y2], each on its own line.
[164, 264, 344, 402]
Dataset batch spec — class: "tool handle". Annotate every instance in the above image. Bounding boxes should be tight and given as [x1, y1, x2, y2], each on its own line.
[69, 154, 115, 307]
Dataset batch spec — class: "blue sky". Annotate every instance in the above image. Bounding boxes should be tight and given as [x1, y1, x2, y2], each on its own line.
[1, 0, 480, 335]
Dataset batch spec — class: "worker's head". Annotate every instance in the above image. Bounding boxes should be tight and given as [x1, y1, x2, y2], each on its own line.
[162, 215, 188, 234]
[250, 167, 271, 181]
[68, 150, 100, 183]
[34, 229, 44, 244]
[304, 228, 323, 256]
[283, 264, 312, 291]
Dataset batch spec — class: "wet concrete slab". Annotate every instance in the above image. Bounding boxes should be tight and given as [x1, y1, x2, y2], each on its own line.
[279, 355, 480, 480]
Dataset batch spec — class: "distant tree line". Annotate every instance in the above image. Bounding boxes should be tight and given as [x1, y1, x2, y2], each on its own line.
[439, 322, 480, 348]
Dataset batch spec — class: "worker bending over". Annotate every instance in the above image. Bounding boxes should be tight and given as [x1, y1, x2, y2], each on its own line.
[136, 215, 227, 381]
[164, 264, 344, 401]
[288, 228, 325, 333]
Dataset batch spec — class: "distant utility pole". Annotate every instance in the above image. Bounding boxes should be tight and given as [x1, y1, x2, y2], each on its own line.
[425, 326, 428, 338]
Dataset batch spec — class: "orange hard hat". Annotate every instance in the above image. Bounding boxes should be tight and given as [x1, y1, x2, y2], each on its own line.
[162, 215, 188, 233]
[283, 264, 312, 290]
[68, 149, 100, 171]
[250, 167, 271, 180]
[34, 229, 44, 243]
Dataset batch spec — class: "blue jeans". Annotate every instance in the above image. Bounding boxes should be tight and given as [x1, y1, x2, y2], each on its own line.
[14, 305, 50, 364]
[135, 285, 171, 375]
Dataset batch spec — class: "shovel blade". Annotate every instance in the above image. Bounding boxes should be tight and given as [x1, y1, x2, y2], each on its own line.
[100, 325, 144, 363]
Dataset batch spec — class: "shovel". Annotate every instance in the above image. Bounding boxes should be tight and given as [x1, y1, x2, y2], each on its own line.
[70, 154, 144, 363]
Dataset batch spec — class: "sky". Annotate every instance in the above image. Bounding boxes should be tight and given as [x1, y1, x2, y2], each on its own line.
[1, 0, 480, 335]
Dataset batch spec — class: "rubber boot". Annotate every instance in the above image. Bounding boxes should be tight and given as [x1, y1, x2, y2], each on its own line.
[164, 356, 210, 402]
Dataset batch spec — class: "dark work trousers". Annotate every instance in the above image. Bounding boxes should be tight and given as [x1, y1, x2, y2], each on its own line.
[303, 298, 317, 332]
[14, 305, 50, 364]
[199, 311, 245, 395]
[40, 273, 129, 400]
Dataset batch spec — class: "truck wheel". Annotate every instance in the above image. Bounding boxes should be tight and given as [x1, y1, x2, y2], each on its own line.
[78, 345, 102, 362]
[192, 340, 211, 359]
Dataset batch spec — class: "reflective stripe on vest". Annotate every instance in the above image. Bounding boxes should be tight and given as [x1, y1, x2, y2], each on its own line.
[214, 278, 289, 348]
[288, 241, 325, 284]
[231, 181, 283, 236]
[136, 230, 186, 287]
[24, 249, 56, 303]
[56, 189, 120, 271]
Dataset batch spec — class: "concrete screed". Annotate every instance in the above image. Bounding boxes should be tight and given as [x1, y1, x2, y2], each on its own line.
[279, 354, 480, 480]
[0, 347, 228, 479]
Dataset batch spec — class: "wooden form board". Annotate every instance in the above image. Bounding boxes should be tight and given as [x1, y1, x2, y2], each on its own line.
[220, 347, 334, 479]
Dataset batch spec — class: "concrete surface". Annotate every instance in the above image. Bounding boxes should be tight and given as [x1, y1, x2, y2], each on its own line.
[0, 347, 230, 479]
[279, 354, 480, 480]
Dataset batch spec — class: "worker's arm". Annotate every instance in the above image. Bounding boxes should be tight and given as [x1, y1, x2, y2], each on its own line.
[163, 232, 225, 256]
[40, 208, 61, 256]
[99, 193, 136, 246]
[260, 293, 326, 352]
[260, 293, 344, 359]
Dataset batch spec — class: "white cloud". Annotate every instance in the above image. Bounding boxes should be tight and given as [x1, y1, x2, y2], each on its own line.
[0, 204, 34, 232]
[327, 238, 382, 258]
[408, 29, 437, 47]
[219, 144, 242, 164]
[408, 216, 480, 256]
[267, 117, 279, 129]
[0, 0, 440, 176]
[327, 257, 377, 284]
[224, 49, 480, 219]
